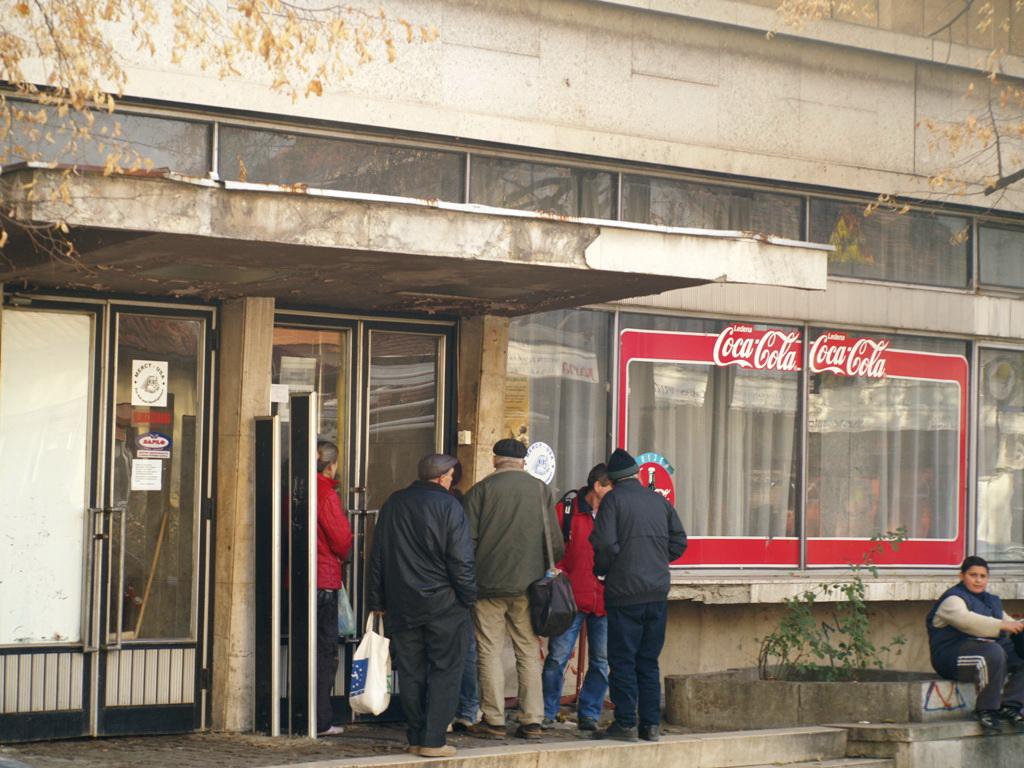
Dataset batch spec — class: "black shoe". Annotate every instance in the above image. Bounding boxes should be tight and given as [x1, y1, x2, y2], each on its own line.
[639, 724, 659, 742]
[594, 721, 638, 742]
[976, 709, 1003, 734]
[577, 716, 598, 732]
[999, 705, 1024, 729]
[516, 722, 543, 739]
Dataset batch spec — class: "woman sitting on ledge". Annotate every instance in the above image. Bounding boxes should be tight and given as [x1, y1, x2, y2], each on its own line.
[926, 556, 1024, 734]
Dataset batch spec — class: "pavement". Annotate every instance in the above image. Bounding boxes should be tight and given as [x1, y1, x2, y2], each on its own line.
[1, 718, 674, 768]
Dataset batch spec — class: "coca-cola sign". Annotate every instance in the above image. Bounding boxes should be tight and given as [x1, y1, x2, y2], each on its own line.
[712, 324, 802, 372]
[809, 332, 889, 378]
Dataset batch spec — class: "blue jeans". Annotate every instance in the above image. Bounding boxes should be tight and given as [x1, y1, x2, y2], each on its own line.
[455, 618, 479, 722]
[606, 602, 667, 729]
[542, 612, 609, 720]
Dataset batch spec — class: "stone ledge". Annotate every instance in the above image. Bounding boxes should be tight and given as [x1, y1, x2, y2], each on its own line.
[668, 574, 1024, 605]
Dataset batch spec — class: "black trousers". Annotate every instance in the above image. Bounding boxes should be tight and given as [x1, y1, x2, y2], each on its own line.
[391, 607, 470, 747]
[954, 638, 1024, 712]
[316, 589, 340, 732]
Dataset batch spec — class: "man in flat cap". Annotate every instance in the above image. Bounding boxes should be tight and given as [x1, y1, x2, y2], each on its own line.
[462, 438, 563, 739]
[368, 453, 477, 758]
[590, 448, 687, 743]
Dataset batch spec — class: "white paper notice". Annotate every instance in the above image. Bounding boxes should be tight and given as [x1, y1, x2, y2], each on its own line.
[131, 459, 163, 491]
[279, 356, 316, 390]
[270, 383, 290, 404]
[131, 360, 169, 408]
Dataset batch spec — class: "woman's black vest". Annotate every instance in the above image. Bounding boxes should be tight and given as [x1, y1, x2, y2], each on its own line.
[926, 582, 1006, 679]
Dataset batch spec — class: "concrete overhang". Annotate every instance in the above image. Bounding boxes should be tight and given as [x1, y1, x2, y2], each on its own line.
[1, 165, 829, 314]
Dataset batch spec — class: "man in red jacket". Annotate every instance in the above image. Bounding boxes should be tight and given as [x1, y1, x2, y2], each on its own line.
[315, 440, 354, 736]
[541, 463, 612, 731]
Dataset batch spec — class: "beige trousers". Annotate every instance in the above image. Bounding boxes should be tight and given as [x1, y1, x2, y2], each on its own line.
[473, 595, 543, 726]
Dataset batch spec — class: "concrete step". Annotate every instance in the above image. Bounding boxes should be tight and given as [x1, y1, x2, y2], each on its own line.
[750, 760, 893, 768]
[283, 726, 849, 768]
[838, 719, 1024, 768]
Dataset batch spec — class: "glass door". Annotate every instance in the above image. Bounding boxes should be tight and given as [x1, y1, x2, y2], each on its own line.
[0, 305, 98, 742]
[97, 308, 212, 735]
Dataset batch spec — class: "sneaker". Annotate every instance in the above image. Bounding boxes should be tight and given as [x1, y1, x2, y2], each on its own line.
[999, 705, 1024, 729]
[467, 721, 507, 738]
[450, 718, 475, 732]
[975, 709, 1003, 734]
[540, 717, 556, 729]
[317, 725, 345, 737]
[593, 721, 638, 742]
[577, 716, 598, 732]
[516, 722, 544, 739]
[639, 724, 660, 742]
[419, 745, 457, 758]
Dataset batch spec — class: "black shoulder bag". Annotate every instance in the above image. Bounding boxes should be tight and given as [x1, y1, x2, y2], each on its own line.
[527, 491, 577, 637]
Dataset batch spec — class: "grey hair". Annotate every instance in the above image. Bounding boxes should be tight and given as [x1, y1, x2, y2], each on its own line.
[316, 440, 339, 473]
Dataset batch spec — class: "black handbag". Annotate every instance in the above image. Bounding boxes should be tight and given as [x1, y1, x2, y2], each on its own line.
[527, 491, 577, 637]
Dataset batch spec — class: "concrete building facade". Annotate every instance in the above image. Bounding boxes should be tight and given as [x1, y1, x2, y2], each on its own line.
[2, 0, 1023, 742]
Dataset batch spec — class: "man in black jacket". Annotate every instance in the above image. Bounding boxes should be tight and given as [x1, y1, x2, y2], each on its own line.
[590, 448, 687, 743]
[368, 453, 477, 758]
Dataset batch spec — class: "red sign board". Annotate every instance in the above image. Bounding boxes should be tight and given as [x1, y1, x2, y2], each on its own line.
[639, 461, 675, 507]
[712, 324, 802, 372]
[809, 331, 889, 378]
[131, 409, 172, 425]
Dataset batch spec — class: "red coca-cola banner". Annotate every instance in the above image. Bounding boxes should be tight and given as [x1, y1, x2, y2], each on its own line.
[617, 326, 968, 569]
[809, 331, 889, 378]
[712, 324, 802, 372]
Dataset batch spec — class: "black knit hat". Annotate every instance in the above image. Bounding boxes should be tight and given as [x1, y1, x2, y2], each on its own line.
[607, 448, 639, 480]
[493, 438, 528, 459]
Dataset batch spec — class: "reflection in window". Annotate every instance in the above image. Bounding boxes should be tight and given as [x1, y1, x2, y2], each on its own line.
[505, 310, 611, 496]
[366, 332, 440, 508]
[979, 225, 1024, 289]
[271, 327, 351, 493]
[622, 175, 803, 238]
[219, 126, 464, 201]
[807, 332, 964, 540]
[810, 199, 970, 287]
[623, 316, 801, 539]
[2, 102, 210, 176]
[470, 156, 613, 218]
[977, 350, 1024, 561]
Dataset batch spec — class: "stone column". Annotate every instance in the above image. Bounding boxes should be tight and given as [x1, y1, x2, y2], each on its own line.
[456, 315, 510, 488]
[210, 296, 274, 732]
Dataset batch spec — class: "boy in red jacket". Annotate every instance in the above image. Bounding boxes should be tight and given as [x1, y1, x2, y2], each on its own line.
[315, 440, 354, 736]
[541, 464, 612, 731]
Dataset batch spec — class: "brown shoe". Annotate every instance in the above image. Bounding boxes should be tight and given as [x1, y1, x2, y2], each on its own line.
[419, 745, 457, 758]
[406, 746, 421, 755]
[516, 722, 543, 739]
[467, 721, 507, 738]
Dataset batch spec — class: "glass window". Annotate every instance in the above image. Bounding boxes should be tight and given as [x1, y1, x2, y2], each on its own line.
[977, 349, 1024, 561]
[110, 314, 204, 641]
[2, 102, 210, 176]
[272, 327, 352, 492]
[0, 309, 93, 644]
[979, 224, 1024, 289]
[622, 175, 803, 239]
[807, 331, 966, 544]
[366, 331, 442, 508]
[505, 309, 611, 496]
[218, 126, 464, 201]
[470, 156, 614, 218]
[621, 314, 801, 543]
[810, 199, 970, 287]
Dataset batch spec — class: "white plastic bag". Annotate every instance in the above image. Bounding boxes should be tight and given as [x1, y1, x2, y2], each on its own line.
[348, 613, 391, 715]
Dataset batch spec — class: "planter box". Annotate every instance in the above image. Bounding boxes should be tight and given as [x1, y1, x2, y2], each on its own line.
[664, 668, 976, 730]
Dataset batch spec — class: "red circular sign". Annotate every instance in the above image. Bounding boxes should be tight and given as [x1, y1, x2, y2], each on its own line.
[639, 461, 675, 507]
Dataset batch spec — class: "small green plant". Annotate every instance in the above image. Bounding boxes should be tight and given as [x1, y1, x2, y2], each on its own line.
[757, 530, 907, 682]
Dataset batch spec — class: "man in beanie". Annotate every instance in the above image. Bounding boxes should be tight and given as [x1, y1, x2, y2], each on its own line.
[590, 448, 687, 742]
[462, 438, 563, 739]
[368, 453, 477, 758]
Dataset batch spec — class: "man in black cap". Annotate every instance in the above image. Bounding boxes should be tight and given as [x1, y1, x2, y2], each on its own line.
[462, 438, 563, 739]
[590, 448, 687, 742]
[368, 453, 477, 758]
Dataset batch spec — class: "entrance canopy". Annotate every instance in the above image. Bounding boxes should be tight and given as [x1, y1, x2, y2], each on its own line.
[2, 165, 828, 313]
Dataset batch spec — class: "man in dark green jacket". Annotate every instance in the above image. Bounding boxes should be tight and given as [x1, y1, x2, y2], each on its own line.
[462, 439, 563, 739]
